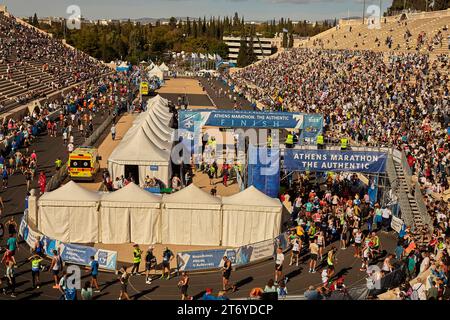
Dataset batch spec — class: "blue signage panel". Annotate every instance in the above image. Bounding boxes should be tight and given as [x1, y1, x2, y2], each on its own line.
[284, 149, 387, 173]
[177, 248, 238, 271]
[179, 110, 323, 131]
[247, 146, 280, 198]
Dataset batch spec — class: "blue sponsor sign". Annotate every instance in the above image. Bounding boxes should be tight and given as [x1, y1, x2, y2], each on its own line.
[177, 249, 227, 271]
[177, 232, 291, 272]
[150, 165, 159, 171]
[284, 149, 387, 173]
[19, 217, 117, 271]
[179, 110, 322, 131]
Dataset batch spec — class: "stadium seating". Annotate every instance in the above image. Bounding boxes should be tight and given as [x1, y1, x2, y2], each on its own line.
[300, 9, 450, 57]
[0, 10, 110, 111]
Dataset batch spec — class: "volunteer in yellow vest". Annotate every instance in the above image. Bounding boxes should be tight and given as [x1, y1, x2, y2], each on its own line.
[340, 138, 348, 151]
[317, 134, 324, 149]
[55, 157, 63, 171]
[285, 133, 294, 148]
[131, 244, 143, 276]
[267, 134, 273, 148]
[28, 254, 43, 289]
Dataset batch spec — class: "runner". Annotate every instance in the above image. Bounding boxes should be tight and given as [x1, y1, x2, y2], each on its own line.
[118, 266, 130, 300]
[309, 237, 319, 273]
[87, 256, 101, 292]
[274, 247, 284, 284]
[178, 271, 191, 300]
[49, 249, 63, 289]
[222, 256, 233, 291]
[161, 247, 174, 280]
[145, 246, 157, 285]
[289, 237, 300, 267]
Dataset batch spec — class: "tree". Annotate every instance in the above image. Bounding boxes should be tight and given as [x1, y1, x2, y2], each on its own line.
[237, 38, 249, 67]
[288, 33, 294, 48]
[32, 13, 39, 27]
[282, 31, 288, 48]
[433, 0, 449, 10]
[247, 36, 257, 64]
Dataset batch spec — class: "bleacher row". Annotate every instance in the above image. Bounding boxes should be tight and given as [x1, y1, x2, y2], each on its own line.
[300, 11, 450, 58]
[0, 11, 110, 112]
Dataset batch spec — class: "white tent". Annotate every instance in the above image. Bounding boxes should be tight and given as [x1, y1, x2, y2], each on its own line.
[100, 183, 162, 244]
[108, 126, 172, 187]
[148, 65, 164, 81]
[221, 186, 282, 247]
[38, 181, 100, 243]
[159, 62, 169, 72]
[162, 184, 222, 246]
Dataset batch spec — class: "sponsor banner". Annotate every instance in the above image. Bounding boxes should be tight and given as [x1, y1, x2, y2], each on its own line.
[19, 218, 43, 249]
[284, 149, 387, 173]
[235, 238, 274, 265]
[391, 216, 405, 234]
[177, 249, 227, 272]
[19, 218, 117, 271]
[177, 232, 291, 271]
[179, 110, 323, 134]
[299, 114, 324, 143]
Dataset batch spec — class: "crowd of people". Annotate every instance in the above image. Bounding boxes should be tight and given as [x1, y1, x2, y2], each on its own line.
[0, 11, 110, 108]
[225, 47, 449, 223]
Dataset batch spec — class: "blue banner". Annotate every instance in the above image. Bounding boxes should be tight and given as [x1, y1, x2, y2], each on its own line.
[177, 231, 291, 271]
[300, 114, 324, 143]
[247, 146, 280, 198]
[179, 110, 322, 132]
[19, 217, 117, 271]
[284, 149, 387, 173]
[177, 248, 238, 272]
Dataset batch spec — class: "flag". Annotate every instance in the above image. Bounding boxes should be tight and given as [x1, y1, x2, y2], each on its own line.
[215, 54, 223, 61]
[283, 28, 288, 33]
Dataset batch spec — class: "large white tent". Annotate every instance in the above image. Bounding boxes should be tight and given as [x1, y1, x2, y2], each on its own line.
[159, 62, 170, 72]
[38, 181, 100, 243]
[107, 95, 174, 187]
[221, 186, 282, 247]
[148, 65, 164, 81]
[162, 184, 222, 246]
[100, 183, 162, 244]
[107, 126, 172, 187]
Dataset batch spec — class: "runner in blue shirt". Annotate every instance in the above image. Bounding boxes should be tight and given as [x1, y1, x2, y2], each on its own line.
[87, 256, 101, 293]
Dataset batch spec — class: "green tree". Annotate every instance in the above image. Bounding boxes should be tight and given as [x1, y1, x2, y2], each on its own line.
[288, 33, 294, 48]
[236, 37, 249, 67]
[32, 13, 39, 27]
[282, 31, 288, 48]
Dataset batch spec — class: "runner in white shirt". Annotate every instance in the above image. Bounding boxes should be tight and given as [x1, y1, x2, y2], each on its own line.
[274, 248, 284, 284]
[289, 238, 300, 267]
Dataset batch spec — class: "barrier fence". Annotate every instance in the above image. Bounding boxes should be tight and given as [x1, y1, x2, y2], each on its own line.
[19, 211, 118, 271]
[177, 232, 290, 272]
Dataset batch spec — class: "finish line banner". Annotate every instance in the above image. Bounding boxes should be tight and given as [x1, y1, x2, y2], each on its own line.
[179, 110, 323, 132]
[284, 149, 387, 173]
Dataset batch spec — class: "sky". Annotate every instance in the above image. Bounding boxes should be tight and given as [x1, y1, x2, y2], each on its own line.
[3, 0, 393, 21]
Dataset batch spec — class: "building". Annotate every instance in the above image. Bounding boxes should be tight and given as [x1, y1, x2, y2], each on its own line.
[223, 36, 278, 64]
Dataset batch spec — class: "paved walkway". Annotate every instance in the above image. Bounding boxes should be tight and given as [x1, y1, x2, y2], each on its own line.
[77, 114, 136, 191]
